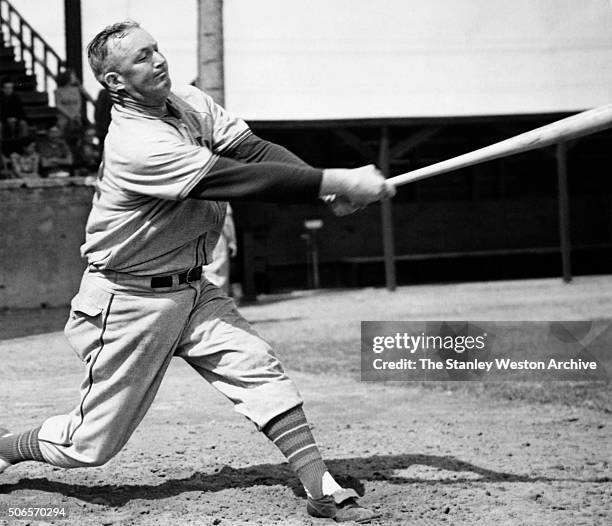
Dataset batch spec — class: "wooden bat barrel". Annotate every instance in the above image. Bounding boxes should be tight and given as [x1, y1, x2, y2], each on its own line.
[388, 103, 612, 187]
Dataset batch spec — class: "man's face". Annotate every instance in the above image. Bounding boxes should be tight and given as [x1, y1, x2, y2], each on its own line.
[105, 28, 171, 105]
[48, 126, 61, 140]
[2, 82, 14, 96]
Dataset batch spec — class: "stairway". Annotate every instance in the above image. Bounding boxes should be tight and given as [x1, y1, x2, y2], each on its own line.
[0, 38, 58, 132]
[1, 0, 64, 156]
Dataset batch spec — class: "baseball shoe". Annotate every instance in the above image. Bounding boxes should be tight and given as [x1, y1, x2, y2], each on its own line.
[0, 428, 12, 474]
[307, 488, 380, 523]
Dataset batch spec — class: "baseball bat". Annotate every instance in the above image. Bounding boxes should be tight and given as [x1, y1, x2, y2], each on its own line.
[388, 103, 612, 187]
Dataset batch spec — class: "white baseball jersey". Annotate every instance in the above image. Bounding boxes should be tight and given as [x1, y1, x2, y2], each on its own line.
[81, 85, 250, 276]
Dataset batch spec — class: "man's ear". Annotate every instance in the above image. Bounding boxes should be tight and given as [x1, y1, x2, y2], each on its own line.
[103, 71, 124, 92]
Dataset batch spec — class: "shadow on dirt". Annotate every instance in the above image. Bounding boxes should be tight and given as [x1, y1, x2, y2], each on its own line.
[1, 453, 609, 506]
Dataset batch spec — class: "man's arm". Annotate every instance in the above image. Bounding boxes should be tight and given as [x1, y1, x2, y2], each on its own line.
[224, 133, 310, 167]
[56, 143, 74, 167]
[10, 153, 23, 178]
[188, 157, 323, 202]
[188, 154, 394, 205]
[32, 153, 40, 176]
[125, 112, 393, 205]
[189, 129, 319, 202]
[220, 133, 394, 213]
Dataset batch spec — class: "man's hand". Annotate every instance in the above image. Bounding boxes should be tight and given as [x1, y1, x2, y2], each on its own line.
[320, 164, 396, 209]
[320, 195, 362, 216]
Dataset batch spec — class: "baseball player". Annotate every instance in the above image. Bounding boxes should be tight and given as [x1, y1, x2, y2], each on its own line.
[0, 21, 394, 522]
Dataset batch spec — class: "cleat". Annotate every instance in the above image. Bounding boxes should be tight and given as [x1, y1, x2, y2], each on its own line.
[307, 488, 380, 523]
[0, 428, 13, 473]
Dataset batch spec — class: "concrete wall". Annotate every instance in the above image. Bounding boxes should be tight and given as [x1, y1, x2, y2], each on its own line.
[0, 180, 93, 309]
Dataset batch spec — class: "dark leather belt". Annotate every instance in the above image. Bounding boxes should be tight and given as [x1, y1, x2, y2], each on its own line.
[150, 266, 202, 288]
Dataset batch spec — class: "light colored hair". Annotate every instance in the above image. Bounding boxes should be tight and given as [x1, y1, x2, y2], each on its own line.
[87, 20, 140, 86]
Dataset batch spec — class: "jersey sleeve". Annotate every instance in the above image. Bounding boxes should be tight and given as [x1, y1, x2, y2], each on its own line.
[205, 94, 251, 154]
[109, 126, 218, 201]
[174, 85, 251, 154]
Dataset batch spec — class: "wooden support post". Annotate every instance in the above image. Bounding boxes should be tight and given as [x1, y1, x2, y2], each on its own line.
[63, 0, 83, 80]
[311, 229, 320, 289]
[379, 125, 397, 291]
[197, 0, 225, 106]
[556, 142, 572, 282]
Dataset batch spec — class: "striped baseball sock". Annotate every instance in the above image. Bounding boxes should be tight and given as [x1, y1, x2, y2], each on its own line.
[263, 406, 328, 499]
[0, 428, 46, 465]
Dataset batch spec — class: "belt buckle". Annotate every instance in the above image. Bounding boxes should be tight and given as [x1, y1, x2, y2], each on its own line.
[185, 267, 200, 283]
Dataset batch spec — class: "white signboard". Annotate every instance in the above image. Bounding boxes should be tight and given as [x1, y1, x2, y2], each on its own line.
[224, 0, 612, 119]
[11, 0, 612, 120]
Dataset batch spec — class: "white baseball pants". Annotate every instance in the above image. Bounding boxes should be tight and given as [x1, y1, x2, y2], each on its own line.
[37, 269, 302, 468]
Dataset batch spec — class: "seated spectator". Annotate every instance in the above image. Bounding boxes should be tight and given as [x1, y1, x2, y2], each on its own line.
[10, 138, 40, 179]
[74, 126, 102, 176]
[38, 125, 73, 177]
[1, 154, 14, 179]
[0, 78, 29, 142]
[55, 69, 83, 147]
[55, 68, 94, 148]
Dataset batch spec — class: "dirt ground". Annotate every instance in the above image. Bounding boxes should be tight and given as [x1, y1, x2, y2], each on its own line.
[0, 276, 611, 525]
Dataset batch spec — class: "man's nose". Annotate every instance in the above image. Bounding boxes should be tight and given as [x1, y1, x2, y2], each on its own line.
[153, 51, 166, 67]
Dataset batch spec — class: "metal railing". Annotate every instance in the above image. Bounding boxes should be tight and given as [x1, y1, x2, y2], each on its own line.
[0, 0, 64, 102]
[0, 0, 96, 123]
